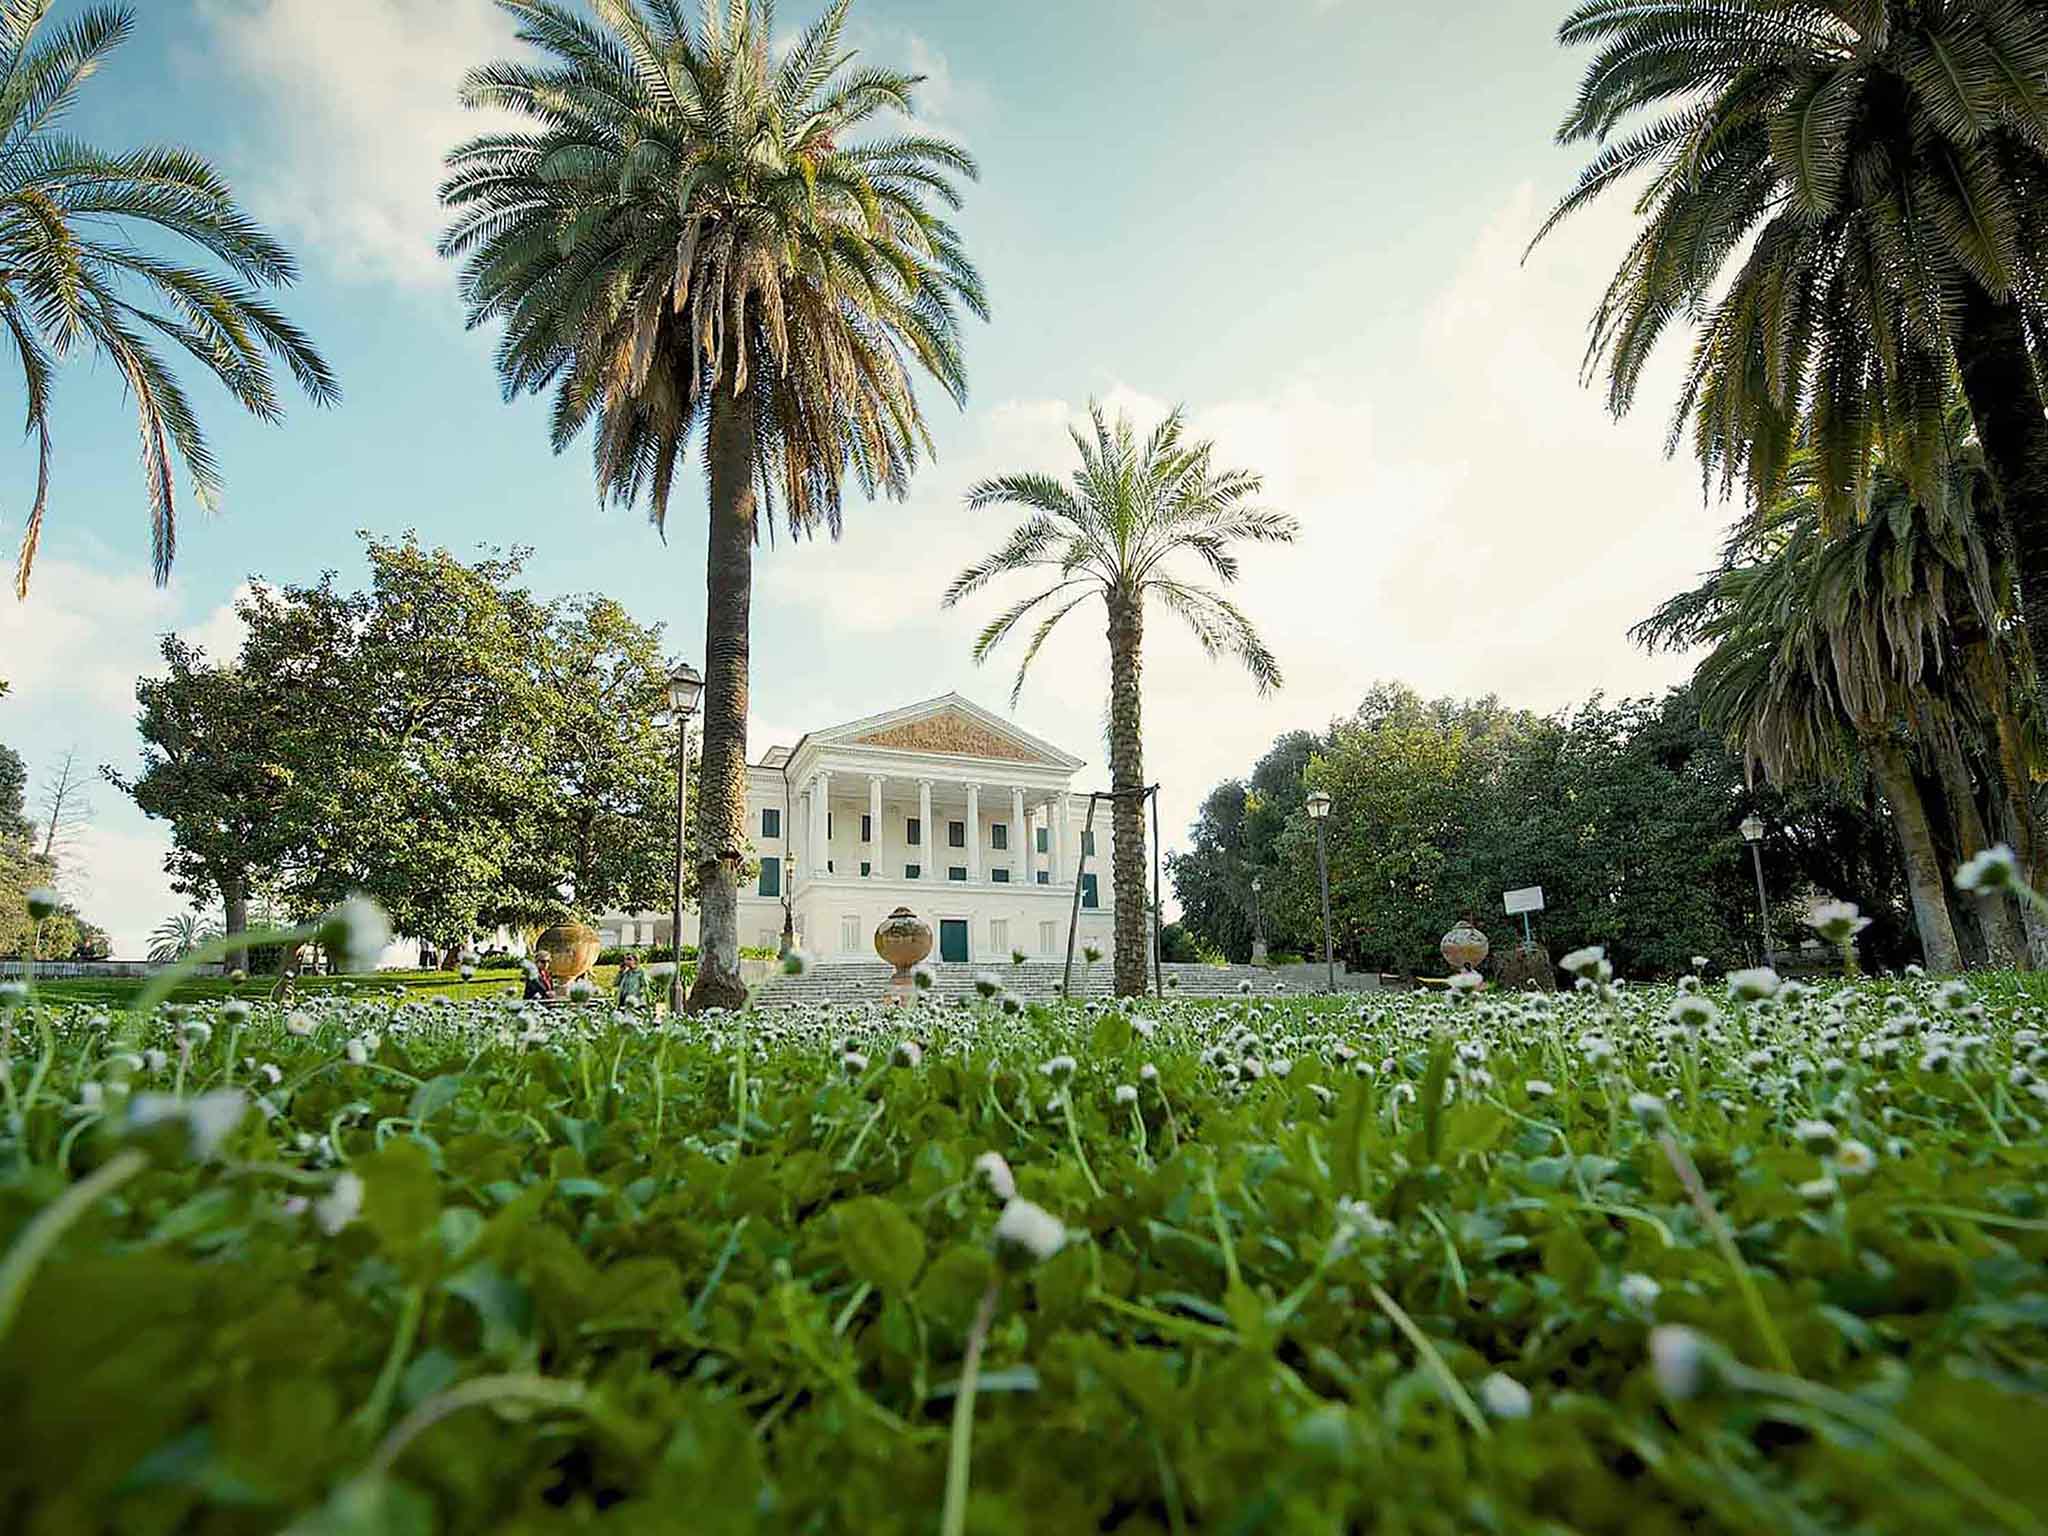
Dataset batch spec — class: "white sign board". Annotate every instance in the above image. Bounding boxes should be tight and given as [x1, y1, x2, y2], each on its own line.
[1503, 886, 1545, 915]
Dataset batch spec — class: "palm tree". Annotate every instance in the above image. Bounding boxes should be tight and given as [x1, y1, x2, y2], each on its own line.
[440, 0, 984, 1010]
[1536, 2, 2048, 652]
[0, 3, 336, 597]
[944, 405, 1297, 995]
[148, 910, 220, 966]
[1634, 435, 2048, 971]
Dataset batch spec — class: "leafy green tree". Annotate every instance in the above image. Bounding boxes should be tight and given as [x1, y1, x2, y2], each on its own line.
[441, 0, 984, 1011]
[106, 634, 301, 971]
[1169, 730, 1324, 963]
[1174, 683, 1905, 979]
[1536, 1, 2048, 653]
[0, 1, 335, 596]
[521, 595, 696, 923]
[947, 406, 1296, 994]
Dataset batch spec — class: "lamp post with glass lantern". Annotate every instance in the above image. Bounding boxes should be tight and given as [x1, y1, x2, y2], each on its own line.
[1306, 790, 1334, 991]
[1740, 812, 1773, 967]
[666, 662, 704, 1013]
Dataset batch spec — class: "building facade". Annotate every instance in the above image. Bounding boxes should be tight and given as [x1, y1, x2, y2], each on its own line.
[599, 694, 1119, 965]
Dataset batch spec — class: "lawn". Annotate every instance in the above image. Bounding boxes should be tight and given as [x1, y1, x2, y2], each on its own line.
[16, 964, 668, 1008]
[0, 966, 2043, 1532]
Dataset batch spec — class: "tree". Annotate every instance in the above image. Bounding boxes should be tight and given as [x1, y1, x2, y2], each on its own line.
[107, 634, 300, 971]
[34, 747, 91, 862]
[148, 910, 220, 965]
[522, 595, 692, 922]
[441, 0, 985, 1011]
[1172, 683, 1903, 979]
[1631, 460, 2013, 972]
[1168, 730, 1324, 963]
[114, 536, 699, 964]
[0, 2, 335, 596]
[1536, 1, 2048, 654]
[947, 406, 1297, 994]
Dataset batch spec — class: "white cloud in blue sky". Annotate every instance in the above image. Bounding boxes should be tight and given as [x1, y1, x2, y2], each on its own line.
[3, 0, 1728, 953]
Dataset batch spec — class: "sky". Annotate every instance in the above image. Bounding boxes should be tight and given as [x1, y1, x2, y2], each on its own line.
[0, 0, 1730, 957]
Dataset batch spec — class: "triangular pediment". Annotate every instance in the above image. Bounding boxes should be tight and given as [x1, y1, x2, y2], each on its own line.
[812, 694, 1082, 769]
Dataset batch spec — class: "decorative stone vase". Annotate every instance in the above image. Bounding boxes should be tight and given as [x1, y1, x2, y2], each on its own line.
[874, 906, 934, 1006]
[1440, 917, 1490, 974]
[534, 921, 601, 984]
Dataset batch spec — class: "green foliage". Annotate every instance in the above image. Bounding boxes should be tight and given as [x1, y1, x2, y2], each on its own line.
[1536, 0, 2048, 530]
[1, 972, 2045, 1531]
[0, 1, 335, 595]
[112, 536, 694, 952]
[1173, 683, 1911, 977]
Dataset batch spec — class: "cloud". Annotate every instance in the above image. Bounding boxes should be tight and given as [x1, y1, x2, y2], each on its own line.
[192, 0, 517, 287]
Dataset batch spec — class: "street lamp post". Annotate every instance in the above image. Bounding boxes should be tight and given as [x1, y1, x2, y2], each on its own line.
[667, 662, 704, 1013]
[1740, 812, 1773, 967]
[1250, 875, 1267, 965]
[1306, 790, 1334, 991]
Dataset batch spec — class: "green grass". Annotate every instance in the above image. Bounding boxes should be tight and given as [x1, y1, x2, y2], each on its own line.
[1, 971, 2044, 1532]
[16, 962, 684, 1008]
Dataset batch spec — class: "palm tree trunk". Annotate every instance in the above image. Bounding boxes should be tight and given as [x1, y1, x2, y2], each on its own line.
[1963, 640, 2048, 963]
[1106, 592, 1148, 996]
[1956, 287, 2048, 670]
[686, 383, 756, 1014]
[1930, 723, 2026, 968]
[1865, 736, 1963, 974]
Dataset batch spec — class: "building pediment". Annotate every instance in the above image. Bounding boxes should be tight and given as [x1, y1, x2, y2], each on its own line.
[804, 694, 1083, 772]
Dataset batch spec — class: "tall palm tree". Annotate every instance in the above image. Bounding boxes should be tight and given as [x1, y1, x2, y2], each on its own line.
[1535, 2, 2048, 652]
[440, 0, 985, 1010]
[0, 2, 336, 597]
[944, 405, 1296, 995]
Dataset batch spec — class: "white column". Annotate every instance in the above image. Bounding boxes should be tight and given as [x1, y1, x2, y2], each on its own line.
[1011, 786, 1026, 881]
[812, 770, 831, 876]
[1055, 795, 1071, 883]
[918, 779, 933, 878]
[798, 789, 813, 881]
[867, 775, 883, 875]
[965, 783, 982, 881]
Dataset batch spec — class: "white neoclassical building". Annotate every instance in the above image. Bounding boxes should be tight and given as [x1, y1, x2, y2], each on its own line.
[600, 694, 1119, 965]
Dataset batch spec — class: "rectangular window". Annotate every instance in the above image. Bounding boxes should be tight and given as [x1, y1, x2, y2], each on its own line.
[827, 813, 833, 837]
[1036, 826, 1049, 854]
[905, 863, 921, 880]
[948, 866, 968, 882]
[1039, 921, 1056, 954]
[948, 820, 966, 849]
[991, 867, 1010, 883]
[907, 817, 922, 846]
[841, 915, 860, 952]
[861, 813, 872, 843]
[860, 861, 872, 878]
[1081, 873, 1100, 909]
[758, 856, 781, 898]
[761, 807, 781, 839]
[1036, 871, 1050, 885]
[990, 919, 1008, 953]
[1081, 830, 1096, 856]
[991, 823, 1008, 851]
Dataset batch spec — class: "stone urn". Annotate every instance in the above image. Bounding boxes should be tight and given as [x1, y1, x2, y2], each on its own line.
[874, 906, 934, 1006]
[534, 921, 601, 984]
[1440, 916, 1490, 975]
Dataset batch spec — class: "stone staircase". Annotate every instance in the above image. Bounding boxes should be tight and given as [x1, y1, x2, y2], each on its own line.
[746, 958, 1292, 1008]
